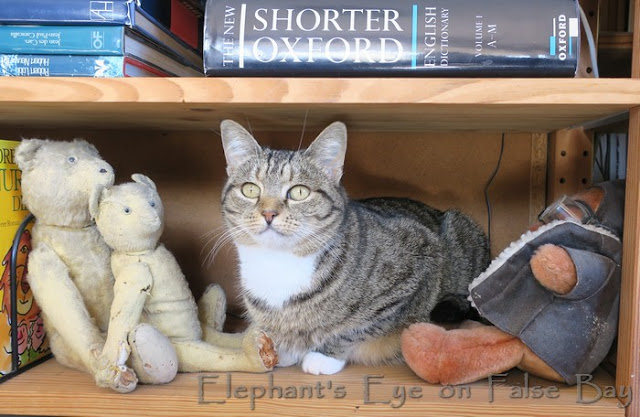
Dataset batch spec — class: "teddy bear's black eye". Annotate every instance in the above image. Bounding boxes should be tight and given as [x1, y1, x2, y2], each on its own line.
[124, 207, 131, 214]
[149, 201, 156, 208]
[68, 156, 77, 163]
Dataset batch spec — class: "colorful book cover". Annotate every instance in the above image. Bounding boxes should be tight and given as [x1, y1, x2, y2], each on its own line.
[0, 0, 137, 25]
[203, 0, 579, 77]
[0, 25, 125, 55]
[0, 54, 126, 77]
[0, 140, 49, 380]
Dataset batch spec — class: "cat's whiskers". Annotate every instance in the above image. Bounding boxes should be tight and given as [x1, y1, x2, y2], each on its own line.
[202, 224, 247, 267]
[201, 224, 235, 255]
[200, 224, 235, 257]
[200, 224, 229, 240]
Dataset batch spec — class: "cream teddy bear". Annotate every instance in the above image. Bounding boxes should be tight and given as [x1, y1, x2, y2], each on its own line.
[91, 174, 277, 375]
[15, 139, 138, 393]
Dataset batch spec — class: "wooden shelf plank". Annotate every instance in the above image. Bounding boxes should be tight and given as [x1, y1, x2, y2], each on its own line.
[1, 78, 640, 132]
[1, 359, 626, 416]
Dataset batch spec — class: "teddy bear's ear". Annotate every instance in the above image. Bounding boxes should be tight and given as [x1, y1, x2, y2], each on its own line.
[89, 186, 109, 221]
[72, 138, 100, 156]
[15, 138, 46, 171]
[132, 174, 157, 191]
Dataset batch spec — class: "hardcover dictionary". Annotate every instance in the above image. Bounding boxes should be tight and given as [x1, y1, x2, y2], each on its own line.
[203, 0, 579, 77]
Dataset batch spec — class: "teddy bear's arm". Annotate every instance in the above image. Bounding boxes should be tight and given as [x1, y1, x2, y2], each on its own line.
[100, 262, 153, 365]
[550, 246, 619, 300]
[530, 244, 577, 294]
[27, 243, 105, 371]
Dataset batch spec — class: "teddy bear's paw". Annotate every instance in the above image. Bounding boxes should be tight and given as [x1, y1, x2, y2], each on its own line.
[243, 327, 278, 371]
[95, 364, 138, 393]
[401, 323, 447, 384]
[94, 341, 138, 393]
[530, 244, 577, 295]
[198, 284, 227, 332]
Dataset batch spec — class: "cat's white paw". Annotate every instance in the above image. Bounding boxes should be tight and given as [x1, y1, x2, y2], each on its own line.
[301, 352, 346, 375]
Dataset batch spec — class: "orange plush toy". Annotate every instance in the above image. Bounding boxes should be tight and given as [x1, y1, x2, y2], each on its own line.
[402, 180, 625, 385]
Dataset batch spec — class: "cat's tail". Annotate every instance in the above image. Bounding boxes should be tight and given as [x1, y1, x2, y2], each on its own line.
[429, 293, 483, 324]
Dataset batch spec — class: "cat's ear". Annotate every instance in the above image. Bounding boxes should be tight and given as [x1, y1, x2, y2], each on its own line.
[304, 121, 347, 183]
[220, 120, 261, 173]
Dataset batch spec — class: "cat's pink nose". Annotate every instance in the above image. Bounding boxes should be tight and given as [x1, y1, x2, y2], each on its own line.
[262, 210, 278, 225]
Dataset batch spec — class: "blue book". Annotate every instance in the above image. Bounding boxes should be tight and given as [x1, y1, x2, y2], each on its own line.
[0, 54, 126, 76]
[0, 1, 203, 70]
[0, 26, 124, 55]
[0, 0, 136, 25]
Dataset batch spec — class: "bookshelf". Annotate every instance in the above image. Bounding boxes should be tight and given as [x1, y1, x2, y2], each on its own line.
[1, 1, 640, 414]
[0, 75, 638, 417]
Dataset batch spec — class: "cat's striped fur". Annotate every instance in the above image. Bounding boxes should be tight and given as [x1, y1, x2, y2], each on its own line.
[219, 120, 490, 374]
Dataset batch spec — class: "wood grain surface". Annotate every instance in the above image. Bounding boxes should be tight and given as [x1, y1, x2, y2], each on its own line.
[0, 78, 639, 132]
[0, 359, 627, 417]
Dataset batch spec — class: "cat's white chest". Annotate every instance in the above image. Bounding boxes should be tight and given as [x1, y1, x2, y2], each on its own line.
[236, 245, 318, 309]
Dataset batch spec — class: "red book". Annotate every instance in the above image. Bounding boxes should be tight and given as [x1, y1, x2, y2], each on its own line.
[170, 0, 199, 50]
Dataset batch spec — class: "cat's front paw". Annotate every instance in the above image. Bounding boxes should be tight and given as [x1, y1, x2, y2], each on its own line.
[301, 352, 346, 375]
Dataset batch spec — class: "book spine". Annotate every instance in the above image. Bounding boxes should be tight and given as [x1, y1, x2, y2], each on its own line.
[0, 54, 125, 77]
[0, 140, 49, 381]
[203, 0, 579, 77]
[0, 26, 125, 55]
[170, 0, 200, 50]
[0, 0, 136, 26]
[123, 56, 171, 76]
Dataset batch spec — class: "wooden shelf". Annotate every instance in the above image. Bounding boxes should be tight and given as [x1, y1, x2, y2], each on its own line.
[1, 77, 640, 132]
[2, 75, 639, 416]
[1, 359, 626, 417]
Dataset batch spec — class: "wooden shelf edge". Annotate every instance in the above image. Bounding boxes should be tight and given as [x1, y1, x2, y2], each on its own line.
[1, 78, 640, 132]
[1, 360, 627, 417]
[1, 77, 640, 105]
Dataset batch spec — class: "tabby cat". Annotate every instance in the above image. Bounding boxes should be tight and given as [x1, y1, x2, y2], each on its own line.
[219, 120, 490, 375]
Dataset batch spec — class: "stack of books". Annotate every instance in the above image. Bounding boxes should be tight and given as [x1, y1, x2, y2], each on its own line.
[0, 0, 205, 77]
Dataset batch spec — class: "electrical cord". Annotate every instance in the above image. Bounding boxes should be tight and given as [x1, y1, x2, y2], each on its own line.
[484, 134, 505, 249]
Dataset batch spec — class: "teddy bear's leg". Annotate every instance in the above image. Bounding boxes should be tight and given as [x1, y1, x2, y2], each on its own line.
[45, 324, 92, 372]
[197, 283, 226, 332]
[27, 245, 105, 373]
[402, 322, 526, 385]
[127, 323, 178, 384]
[519, 345, 565, 383]
[198, 283, 256, 350]
[201, 326, 246, 348]
[530, 244, 577, 295]
[172, 326, 277, 372]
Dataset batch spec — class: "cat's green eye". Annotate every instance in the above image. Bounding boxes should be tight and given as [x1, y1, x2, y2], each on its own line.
[287, 185, 311, 201]
[241, 182, 261, 198]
